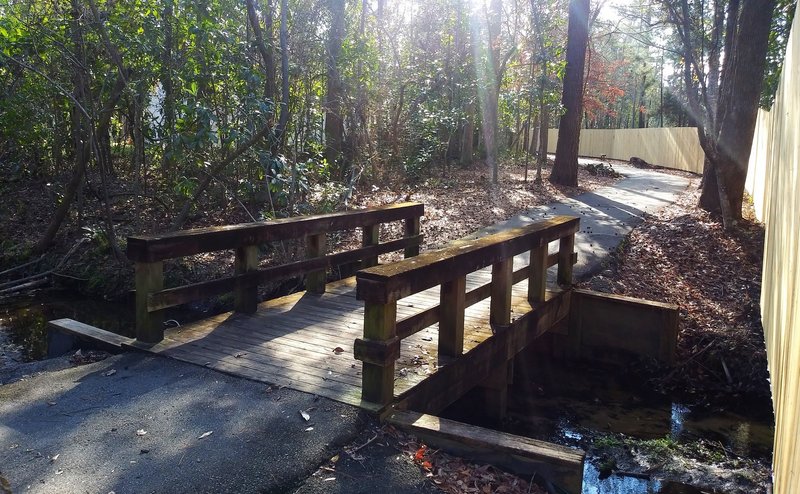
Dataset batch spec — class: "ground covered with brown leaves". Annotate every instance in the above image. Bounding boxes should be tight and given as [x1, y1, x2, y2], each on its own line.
[581, 178, 770, 410]
[355, 159, 618, 251]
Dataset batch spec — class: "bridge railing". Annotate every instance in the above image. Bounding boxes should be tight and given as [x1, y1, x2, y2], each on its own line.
[354, 215, 580, 406]
[126, 202, 424, 343]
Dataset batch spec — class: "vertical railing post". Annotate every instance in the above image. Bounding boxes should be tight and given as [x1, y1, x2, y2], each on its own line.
[306, 232, 327, 294]
[439, 275, 466, 356]
[362, 223, 380, 268]
[234, 245, 259, 313]
[528, 244, 548, 303]
[359, 301, 398, 405]
[135, 261, 164, 343]
[490, 258, 513, 327]
[557, 233, 575, 287]
[404, 216, 421, 258]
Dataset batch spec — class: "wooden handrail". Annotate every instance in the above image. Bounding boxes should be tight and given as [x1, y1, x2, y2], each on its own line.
[356, 216, 579, 304]
[354, 215, 579, 406]
[129, 202, 424, 344]
[127, 202, 424, 262]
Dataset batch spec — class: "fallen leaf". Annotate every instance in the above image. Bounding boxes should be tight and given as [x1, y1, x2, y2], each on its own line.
[198, 431, 213, 439]
[136, 429, 147, 436]
[300, 410, 311, 421]
[333, 347, 344, 355]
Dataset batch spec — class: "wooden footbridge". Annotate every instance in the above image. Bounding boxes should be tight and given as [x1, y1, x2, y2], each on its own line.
[50, 202, 679, 493]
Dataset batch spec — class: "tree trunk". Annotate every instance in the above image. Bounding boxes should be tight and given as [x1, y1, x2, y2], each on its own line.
[551, 0, 590, 187]
[703, 0, 775, 228]
[274, 0, 290, 147]
[482, 0, 502, 183]
[246, 0, 276, 101]
[132, 87, 146, 188]
[461, 102, 474, 166]
[707, 0, 725, 118]
[161, 0, 175, 176]
[35, 0, 91, 254]
[483, 88, 500, 182]
[324, 0, 346, 178]
[263, 0, 277, 101]
[537, 104, 548, 183]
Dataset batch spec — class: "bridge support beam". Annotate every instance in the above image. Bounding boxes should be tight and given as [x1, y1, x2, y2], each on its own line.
[306, 233, 327, 294]
[473, 359, 512, 422]
[356, 301, 399, 406]
[135, 261, 164, 343]
[234, 245, 259, 313]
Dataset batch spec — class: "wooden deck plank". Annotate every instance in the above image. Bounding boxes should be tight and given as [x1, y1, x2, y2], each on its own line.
[162, 329, 363, 385]
[140, 273, 557, 410]
[163, 343, 361, 395]
[163, 346, 363, 406]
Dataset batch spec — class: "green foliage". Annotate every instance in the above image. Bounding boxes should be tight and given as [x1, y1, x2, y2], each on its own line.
[761, 0, 797, 108]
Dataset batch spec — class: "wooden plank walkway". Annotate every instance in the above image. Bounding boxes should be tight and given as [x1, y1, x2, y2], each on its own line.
[137, 256, 541, 409]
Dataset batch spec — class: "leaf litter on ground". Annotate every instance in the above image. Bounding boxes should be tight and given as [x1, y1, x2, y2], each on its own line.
[580, 178, 770, 408]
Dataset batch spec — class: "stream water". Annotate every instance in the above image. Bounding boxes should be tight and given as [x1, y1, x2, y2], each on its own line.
[1, 294, 775, 493]
[443, 347, 774, 494]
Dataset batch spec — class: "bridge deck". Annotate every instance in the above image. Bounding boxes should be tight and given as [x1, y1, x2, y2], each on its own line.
[141, 258, 538, 408]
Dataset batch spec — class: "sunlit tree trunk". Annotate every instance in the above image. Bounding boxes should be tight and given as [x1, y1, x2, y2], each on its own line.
[483, 0, 502, 183]
[700, 0, 776, 228]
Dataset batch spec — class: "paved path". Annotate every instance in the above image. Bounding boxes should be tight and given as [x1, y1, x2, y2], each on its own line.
[0, 164, 691, 494]
[463, 163, 691, 280]
[0, 353, 365, 494]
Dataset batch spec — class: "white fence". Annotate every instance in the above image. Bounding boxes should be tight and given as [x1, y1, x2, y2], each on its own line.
[744, 4, 800, 492]
[546, 127, 705, 173]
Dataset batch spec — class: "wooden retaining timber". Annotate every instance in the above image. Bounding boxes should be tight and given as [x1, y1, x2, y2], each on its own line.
[388, 410, 585, 494]
[48, 318, 135, 349]
[569, 289, 679, 364]
[126, 202, 424, 343]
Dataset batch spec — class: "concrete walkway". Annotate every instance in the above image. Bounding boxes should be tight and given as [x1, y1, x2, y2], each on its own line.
[0, 163, 691, 494]
[464, 162, 691, 280]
